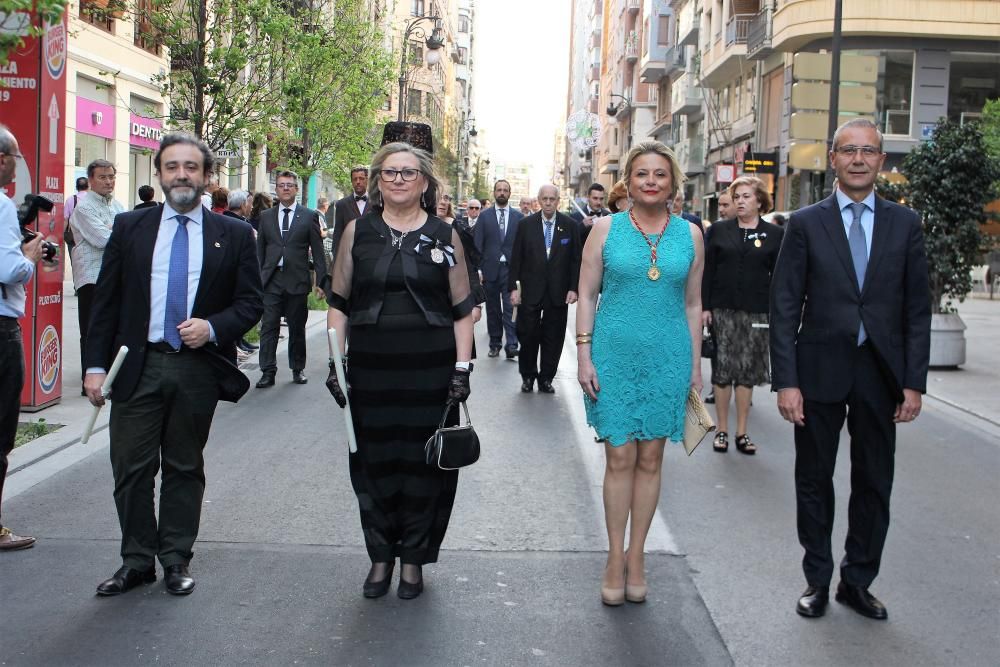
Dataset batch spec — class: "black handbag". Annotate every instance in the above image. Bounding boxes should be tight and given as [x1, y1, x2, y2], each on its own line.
[424, 402, 480, 470]
[701, 326, 717, 359]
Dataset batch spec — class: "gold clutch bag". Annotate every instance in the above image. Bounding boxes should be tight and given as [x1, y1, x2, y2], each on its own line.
[683, 388, 716, 456]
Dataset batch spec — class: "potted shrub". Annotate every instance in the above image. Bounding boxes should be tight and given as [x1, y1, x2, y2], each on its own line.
[901, 119, 1000, 366]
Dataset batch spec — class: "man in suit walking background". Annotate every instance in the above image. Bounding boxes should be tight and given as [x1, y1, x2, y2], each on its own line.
[328, 165, 369, 264]
[569, 182, 611, 245]
[84, 132, 263, 596]
[770, 118, 931, 621]
[509, 185, 581, 393]
[474, 179, 523, 359]
[256, 170, 328, 388]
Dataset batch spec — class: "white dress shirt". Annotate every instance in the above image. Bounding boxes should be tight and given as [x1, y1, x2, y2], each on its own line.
[354, 195, 367, 216]
[148, 204, 207, 343]
[541, 213, 556, 258]
[496, 205, 511, 262]
[277, 202, 298, 267]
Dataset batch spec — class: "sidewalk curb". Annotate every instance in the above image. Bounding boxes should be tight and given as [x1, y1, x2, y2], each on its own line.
[924, 392, 1000, 441]
[10, 310, 329, 477]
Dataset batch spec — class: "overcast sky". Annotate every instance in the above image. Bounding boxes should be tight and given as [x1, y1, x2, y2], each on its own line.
[472, 0, 572, 189]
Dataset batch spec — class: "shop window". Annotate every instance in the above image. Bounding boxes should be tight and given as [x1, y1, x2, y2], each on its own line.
[407, 89, 422, 115]
[947, 52, 1000, 124]
[75, 133, 108, 168]
[879, 51, 914, 136]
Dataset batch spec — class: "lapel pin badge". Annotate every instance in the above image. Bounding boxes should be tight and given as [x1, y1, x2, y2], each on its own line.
[214, 241, 221, 248]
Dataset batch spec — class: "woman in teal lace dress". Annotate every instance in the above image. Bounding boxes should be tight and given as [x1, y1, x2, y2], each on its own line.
[576, 141, 704, 606]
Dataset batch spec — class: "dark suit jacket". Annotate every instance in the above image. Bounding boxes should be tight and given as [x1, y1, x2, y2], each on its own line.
[702, 218, 783, 314]
[134, 201, 158, 210]
[681, 211, 704, 233]
[329, 194, 366, 263]
[84, 205, 264, 402]
[769, 194, 931, 403]
[508, 212, 582, 308]
[473, 206, 523, 282]
[257, 203, 328, 294]
[570, 206, 611, 245]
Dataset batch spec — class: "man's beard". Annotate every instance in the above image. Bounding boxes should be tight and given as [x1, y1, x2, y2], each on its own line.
[495, 195, 508, 206]
[163, 181, 204, 210]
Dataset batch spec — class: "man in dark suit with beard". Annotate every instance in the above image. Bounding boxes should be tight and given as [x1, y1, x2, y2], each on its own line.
[255, 170, 328, 387]
[509, 185, 581, 393]
[474, 179, 523, 359]
[84, 132, 263, 596]
[770, 118, 931, 621]
[328, 166, 369, 264]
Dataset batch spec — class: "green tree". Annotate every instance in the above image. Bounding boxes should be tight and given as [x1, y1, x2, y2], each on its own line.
[139, 0, 295, 152]
[903, 120, 1000, 312]
[269, 0, 393, 202]
[981, 98, 1000, 161]
[0, 1, 65, 65]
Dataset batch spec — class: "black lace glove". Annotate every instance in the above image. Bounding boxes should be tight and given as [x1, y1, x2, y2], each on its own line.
[326, 359, 348, 408]
[446, 368, 471, 406]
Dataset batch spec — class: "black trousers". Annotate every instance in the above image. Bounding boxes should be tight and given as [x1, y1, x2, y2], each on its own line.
[794, 343, 897, 588]
[258, 270, 308, 374]
[77, 283, 96, 382]
[516, 302, 568, 382]
[109, 349, 219, 569]
[0, 318, 24, 529]
[484, 265, 517, 351]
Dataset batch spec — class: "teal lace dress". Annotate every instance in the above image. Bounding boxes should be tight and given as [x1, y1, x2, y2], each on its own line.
[584, 211, 694, 446]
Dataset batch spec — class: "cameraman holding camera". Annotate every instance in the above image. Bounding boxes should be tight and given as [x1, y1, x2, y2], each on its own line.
[0, 125, 44, 551]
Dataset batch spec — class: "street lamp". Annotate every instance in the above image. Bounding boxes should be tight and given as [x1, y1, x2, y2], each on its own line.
[606, 93, 630, 120]
[398, 15, 446, 122]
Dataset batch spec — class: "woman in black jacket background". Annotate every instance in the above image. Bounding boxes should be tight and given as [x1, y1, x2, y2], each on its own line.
[701, 176, 783, 455]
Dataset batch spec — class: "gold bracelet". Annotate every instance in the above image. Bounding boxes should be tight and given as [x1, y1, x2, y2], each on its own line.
[575, 340, 592, 346]
[576, 332, 593, 337]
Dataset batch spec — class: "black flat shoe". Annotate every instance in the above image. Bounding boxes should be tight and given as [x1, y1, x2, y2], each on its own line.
[836, 582, 888, 619]
[363, 562, 395, 599]
[164, 564, 196, 595]
[538, 380, 555, 394]
[521, 378, 534, 393]
[487, 348, 500, 358]
[96, 565, 156, 596]
[256, 373, 275, 388]
[796, 585, 829, 618]
[398, 566, 423, 600]
[505, 347, 518, 360]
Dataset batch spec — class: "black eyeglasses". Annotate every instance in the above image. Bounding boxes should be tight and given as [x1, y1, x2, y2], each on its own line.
[835, 145, 881, 157]
[379, 168, 420, 182]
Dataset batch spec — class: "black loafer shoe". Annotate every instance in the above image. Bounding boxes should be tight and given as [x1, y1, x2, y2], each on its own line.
[836, 582, 887, 619]
[521, 378, 534, 393]
[256, 373, 276, 388]
[505, 347, 518, 360]
[398, 567, 423, 600]
[96, 565, 156, 596]
[164, 564, 196, 595]
[538, 380, 555, 394]
[796, 585, 829, 618]
[363, 562, 395, 599]
[488, 347, 500, 358]
[292, 370, 308, 385]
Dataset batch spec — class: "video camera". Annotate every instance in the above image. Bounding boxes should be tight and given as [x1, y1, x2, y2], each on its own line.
[17, 194, 58, 262]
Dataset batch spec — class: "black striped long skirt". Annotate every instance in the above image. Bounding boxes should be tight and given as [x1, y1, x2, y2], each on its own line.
[347, 294, 459, 565]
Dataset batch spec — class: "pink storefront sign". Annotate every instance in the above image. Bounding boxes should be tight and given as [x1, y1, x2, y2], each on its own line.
[129, 113, 162, 150]
[75, 98, 116, 139]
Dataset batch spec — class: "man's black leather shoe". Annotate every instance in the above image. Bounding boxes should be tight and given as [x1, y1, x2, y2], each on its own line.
[836, 582, 887, 619]
[796, 585, 829, 618]
[505, 347, 518, 360]
[488, 347, 500, 358]
[165, 564, 196, 595]
[256, 373, 275, 388]
[96, 565, 156, 596]
[538, 380, 555, 394]
[292, 370, 308, 385]
[521, 378, 534, 393]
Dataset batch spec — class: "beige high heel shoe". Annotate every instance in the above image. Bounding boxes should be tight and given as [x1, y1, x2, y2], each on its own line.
[625, 552, 647, 603]
[601, 563, 626, 606]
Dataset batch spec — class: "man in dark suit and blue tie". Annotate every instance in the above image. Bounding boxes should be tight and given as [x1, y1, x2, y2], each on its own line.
[770, 119, 931, 621]
[509, 185, 581, 393]
[255, 170, 328, 387]
[474, 179, 523, 358]
[84, 133, 263, 596]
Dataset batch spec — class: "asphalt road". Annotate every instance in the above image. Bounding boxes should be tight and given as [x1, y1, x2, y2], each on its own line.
[2, 315, 998, 666]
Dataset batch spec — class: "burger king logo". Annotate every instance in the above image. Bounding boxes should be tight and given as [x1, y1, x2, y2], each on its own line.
[37, 325, 60, 395]
[43, 21, 66, 80]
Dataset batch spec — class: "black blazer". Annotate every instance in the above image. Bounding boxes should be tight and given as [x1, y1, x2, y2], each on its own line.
[257, 203, 328, 294]
[769, 194, 931, 403]
[328, 194, 367, 263]
[473, 206, 523, 282]
[702, 218, 783, 314]
[570, 206, 611, 245]
[84, 205, 264, 402]
[508, 212, 582, 308]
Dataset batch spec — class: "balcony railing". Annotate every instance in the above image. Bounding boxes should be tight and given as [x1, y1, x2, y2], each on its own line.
[746, 5, 774, 59]
[725, 14, 753, 46]
[626, 0, 640, 14]
[624, 31, 639, 61]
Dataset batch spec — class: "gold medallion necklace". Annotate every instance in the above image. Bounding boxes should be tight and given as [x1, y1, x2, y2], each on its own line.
[628, 209, 669, 281]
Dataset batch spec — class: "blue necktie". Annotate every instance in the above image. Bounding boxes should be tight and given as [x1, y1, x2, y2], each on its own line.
[544, 219, 554, 258]
[164, 215, 190, 350]
[847, 202, 868, 345]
